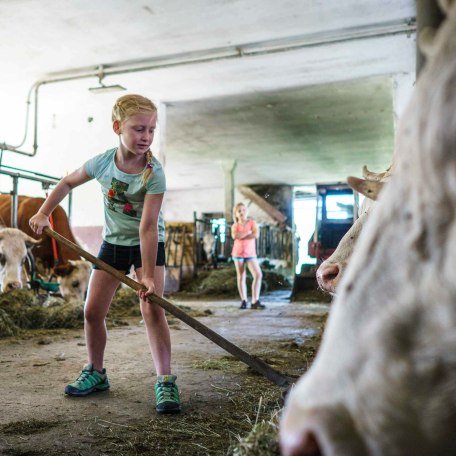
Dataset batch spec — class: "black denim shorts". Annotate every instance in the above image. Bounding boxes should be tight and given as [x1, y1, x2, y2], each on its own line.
[93, 241, 166, 274]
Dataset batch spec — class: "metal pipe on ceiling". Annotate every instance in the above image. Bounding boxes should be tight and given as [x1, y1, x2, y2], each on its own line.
[1, 17, 416, 158]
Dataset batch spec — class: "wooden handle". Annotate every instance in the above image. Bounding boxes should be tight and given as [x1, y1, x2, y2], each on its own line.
[44, 227, 290, 387]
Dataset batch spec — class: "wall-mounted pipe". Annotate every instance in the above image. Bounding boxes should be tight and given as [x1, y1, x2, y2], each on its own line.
[1, 17, 416, 158]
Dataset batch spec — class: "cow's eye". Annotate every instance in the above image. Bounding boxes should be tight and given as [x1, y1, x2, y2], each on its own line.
[72, 280, 80, 288]
[0, 253, 5, 266]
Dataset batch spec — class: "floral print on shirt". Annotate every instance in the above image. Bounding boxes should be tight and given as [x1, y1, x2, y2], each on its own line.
[106, 177, 138, 217]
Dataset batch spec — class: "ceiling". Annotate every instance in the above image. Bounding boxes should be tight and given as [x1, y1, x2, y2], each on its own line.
[0, 0, 417, 191]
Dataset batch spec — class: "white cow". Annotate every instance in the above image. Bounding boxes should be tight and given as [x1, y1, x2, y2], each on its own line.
[0, 227, 90, 301]
[0, 227, 40, 291]
[316, 166, 391, 294]
[280, 2, 456, 454]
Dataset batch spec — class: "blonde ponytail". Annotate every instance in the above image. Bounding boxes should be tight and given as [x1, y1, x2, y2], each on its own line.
[141, 150, 154, 186]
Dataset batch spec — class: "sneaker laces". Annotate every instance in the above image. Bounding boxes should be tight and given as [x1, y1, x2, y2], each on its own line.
[74, 370, 92, 385]
[156, 382, 178, 402]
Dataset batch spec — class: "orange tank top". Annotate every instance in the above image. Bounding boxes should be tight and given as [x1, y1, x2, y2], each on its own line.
[231, 219, 257, 258]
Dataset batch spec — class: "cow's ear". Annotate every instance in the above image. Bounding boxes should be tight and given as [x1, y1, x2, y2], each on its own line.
[347, 176, 383, 201]
[438, 0, 453, 15]
[418, 27, 438, 59]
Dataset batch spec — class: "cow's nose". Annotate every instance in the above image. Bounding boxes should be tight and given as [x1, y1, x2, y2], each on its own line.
[316, 263, 340, 294]
[281, 429, 321, 456]
[5, 281, 22, 291]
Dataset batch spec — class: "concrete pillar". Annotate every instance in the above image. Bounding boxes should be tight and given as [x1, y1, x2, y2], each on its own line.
[416, 0, 445, 77]
[221, 159, 237, 222]
[392, 73, 415, 131]
[155, 102, 167, 166]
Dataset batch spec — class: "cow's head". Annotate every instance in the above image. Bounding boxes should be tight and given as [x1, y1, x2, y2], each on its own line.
[316, 166, 390, 294]
[280, 2, 456, 454]
[0, 228, 41, 292]
[54, 260, 91, 301]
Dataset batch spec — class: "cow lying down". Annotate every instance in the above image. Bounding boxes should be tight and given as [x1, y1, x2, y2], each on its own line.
[280, 2, 456, 455]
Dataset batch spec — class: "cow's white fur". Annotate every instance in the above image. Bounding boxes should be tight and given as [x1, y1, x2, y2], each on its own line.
[316, 172, 386, 294]
[0, 227, 90, 301]
[0, 228, 39, 291]
[281, 4, 456, 454]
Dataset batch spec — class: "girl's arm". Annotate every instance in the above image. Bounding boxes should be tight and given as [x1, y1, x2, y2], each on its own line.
[29, 166, 92, 235]
[231, 223, 253, 240]
[231, 223, 238, 240]
[251, 220, 260, 239]
[139, 192, 164, 298]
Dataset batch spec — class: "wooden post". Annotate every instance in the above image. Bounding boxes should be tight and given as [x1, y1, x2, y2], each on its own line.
[221, 160, 237, 223]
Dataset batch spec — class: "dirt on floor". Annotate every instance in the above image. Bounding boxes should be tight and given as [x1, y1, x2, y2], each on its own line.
[0, 290, 329, 456]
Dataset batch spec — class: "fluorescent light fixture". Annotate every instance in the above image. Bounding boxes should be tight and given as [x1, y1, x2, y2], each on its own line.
[88, 83, 127, 94]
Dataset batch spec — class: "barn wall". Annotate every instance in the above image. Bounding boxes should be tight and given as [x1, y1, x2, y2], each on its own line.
[163, 187, 224, 222]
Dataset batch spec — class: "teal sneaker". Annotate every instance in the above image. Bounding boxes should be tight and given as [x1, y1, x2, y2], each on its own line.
[64, 363, 110, 397]
[154, 374, 181, 414]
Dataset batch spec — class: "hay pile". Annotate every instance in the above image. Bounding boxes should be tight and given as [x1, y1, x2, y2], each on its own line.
[0, 288, 213, 338]
[0, 308, 19, 337]
[0, 290, 84, 336]
[181, 266, 290, 297]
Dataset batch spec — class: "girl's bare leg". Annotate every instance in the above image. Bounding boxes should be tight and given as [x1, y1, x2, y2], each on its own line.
[84, 270, 120, 371]
[234, 260, 247, 301]
[136, 266, 171, 375]
[247, 259, 263, 303]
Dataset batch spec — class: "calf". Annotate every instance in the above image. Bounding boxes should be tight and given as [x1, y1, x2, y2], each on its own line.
[280, 2, 456, 454]
[53, 260, 91, 301]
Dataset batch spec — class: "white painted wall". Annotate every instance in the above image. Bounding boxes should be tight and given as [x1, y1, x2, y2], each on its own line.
[163, 187, 224, 222]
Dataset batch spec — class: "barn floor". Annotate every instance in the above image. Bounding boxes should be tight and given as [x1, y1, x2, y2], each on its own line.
[0, 293, 329, 455]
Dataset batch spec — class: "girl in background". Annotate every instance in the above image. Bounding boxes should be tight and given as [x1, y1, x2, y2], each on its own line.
[231, 202, 264, 310]
[29, 94, 180, 414]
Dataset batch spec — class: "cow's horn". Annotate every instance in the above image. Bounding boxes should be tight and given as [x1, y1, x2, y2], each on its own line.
[362, 165, 387, 182]
[22, 233, 42, 248]
[347, 176, 384, 201]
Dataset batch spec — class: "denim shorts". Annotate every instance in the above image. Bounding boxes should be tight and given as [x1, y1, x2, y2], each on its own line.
[93, 241, 166, 274]
[232, 256, 256, 262]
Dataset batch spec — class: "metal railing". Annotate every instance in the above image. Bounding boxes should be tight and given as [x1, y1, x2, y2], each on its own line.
[0, 165, 71, 227]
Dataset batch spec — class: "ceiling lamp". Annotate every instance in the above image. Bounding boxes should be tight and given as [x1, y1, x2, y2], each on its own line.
[88, 65, 126, 94]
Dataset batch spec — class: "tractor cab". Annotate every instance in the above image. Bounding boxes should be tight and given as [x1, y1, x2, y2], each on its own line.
[308, 183, 356, 264]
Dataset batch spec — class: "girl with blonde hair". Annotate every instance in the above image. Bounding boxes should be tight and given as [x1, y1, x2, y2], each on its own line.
[29, 94, 180, 413]
[231, 202, 264, 309]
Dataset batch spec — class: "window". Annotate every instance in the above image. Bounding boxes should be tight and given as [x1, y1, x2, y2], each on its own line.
[325, 193, 354, 220]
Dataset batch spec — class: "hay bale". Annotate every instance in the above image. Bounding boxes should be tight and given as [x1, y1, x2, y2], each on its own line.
[0, 308, 19, 338]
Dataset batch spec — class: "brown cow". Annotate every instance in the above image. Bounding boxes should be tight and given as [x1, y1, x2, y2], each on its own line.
[0, 195, 90, 300]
